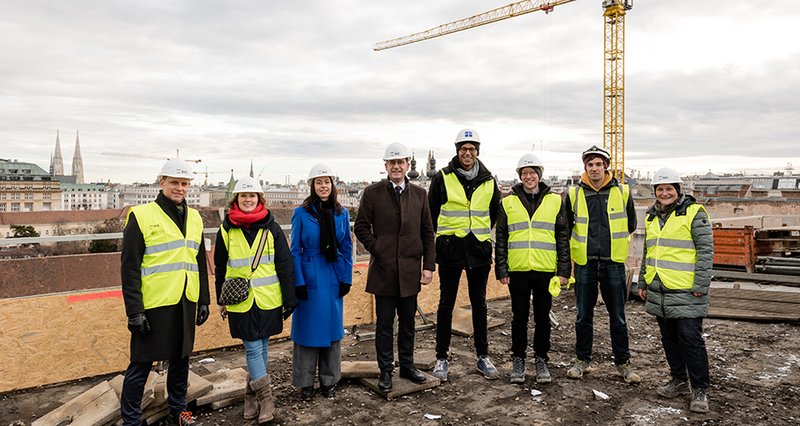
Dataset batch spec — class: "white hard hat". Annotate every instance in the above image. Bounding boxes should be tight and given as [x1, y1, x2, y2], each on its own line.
[581, 145, 611, 162]
[232, 176, 263, 194]
[652, 167, 683, 186]
[516, 152, 544, 176]
[308, 162, 335, 182]
[383, 142, 410, 161]
[159, 158, 194, 180]
[455, 128, 480, 145]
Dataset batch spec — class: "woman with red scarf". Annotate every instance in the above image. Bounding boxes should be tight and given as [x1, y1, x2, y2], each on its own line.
[214, 176, 296, 424]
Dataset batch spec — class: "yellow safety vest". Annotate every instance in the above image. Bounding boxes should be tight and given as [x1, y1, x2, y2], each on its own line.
[128, 202, 202, 310]
[437, 172, 494, 242]
[568, 184, 631, 265]
[644, 204, 707, 290]
[220, 226, 283, 312]
[503, 193, 561, 272]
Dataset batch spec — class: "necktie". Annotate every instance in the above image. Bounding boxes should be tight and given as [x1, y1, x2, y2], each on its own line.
[394, 185, 402, 200]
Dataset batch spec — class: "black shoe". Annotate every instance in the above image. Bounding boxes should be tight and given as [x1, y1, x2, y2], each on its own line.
[399, 367, 427, 384]
[300, 386, 315, 400]
[165, 411, 196, 425]
[378, 371, 393, 392]
[320, 384, 336, 398]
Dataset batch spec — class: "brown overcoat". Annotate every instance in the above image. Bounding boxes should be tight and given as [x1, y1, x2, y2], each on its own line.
[354, 179, 435, 298]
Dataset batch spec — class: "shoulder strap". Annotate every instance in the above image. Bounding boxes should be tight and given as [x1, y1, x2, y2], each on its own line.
[250, 229, 268, 273]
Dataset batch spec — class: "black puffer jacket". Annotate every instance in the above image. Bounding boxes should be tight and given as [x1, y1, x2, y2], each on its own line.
[495, 182, 571, 279]
[214, 210, 296, 341]
[428, 156, 502, 268]
[563, 175, 637, 259]
[637, 194, 713, 319]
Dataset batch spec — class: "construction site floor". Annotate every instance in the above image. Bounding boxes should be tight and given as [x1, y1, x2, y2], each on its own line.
[2, 288, 799, 425]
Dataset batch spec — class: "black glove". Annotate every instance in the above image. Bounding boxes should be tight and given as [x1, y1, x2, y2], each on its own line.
[282, 305, 296, 321]
[127, 313, 151, 336]
[196, 304, 209, 326]
[338, 283, 351, 298]
[295, 286, 308, 300]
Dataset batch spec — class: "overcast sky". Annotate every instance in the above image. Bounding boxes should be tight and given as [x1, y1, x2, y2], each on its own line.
[1, 0, 799, 184]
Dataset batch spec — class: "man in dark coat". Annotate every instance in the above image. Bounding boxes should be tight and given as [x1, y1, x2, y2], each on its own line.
[354, 142, 435, 392]
[428, 129, 502, 382]
[120, 159, 210, 426]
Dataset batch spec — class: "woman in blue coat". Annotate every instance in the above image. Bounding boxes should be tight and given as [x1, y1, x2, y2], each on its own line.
[290, 162, 353, 400]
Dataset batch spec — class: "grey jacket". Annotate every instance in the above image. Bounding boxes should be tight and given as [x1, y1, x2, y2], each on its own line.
[637, 194, 714, 319]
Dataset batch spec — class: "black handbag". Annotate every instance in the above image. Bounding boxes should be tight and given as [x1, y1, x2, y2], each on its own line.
[219, 228, 268, 306]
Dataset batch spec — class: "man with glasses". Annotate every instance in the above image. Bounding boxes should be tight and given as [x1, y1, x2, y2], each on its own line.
[429, 129, 502, 382]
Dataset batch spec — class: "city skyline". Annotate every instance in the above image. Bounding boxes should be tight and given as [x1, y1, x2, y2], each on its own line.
[1, 1, 798, 183]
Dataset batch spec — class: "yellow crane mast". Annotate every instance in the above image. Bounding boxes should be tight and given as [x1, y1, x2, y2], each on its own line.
[602, 0, 632, 182]
[374, 0, 633, 182]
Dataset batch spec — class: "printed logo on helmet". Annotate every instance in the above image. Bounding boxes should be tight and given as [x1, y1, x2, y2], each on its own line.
[464, 130, 473, 138]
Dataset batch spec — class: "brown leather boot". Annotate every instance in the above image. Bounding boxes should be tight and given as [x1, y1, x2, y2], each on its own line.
[250, 374, 275, 424]
[243, 374, 258, 420]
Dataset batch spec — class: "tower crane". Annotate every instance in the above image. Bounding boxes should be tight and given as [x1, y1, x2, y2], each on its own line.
[101, 150, 202, 163]
[374, 0, 633, 182]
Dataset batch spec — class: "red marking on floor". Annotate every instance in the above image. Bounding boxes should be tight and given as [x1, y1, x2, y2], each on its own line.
[355, 263, 369, 268]
[67, 290, 123, 303]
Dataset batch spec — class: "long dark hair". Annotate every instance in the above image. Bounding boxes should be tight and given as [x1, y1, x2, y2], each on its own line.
[303, 177, 343, 214]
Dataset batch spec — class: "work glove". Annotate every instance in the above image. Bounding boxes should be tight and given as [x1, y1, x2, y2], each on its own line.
[127, 313, 151, 336]
[282, 305, 296, 321]
[295, 286, 308, 300]
[338, 283, 351, 298]
[196, 304, 209, 326]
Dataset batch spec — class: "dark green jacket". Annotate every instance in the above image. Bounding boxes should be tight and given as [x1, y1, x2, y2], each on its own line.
[637, 194, 714, 319]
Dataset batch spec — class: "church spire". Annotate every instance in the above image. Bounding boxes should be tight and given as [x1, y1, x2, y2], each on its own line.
[72, 131, 84, 183]
[250, 159, 254, 178]
[52, 130, 64, 176]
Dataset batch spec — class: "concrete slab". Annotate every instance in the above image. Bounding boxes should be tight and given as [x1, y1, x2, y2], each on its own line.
[449, 307, 505, 337]
[341, 361, 381, 379]
[392, 349, 437, 370]
[359, 371, 440, 400]
[32, 380, 119, 426]
[196, 367, 247, 406]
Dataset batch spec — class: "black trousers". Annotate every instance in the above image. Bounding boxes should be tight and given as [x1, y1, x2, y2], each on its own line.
[120, 356, 189, 425]
[508, 270, 553, 361]
[435, 264, 491, 359]
[657, 316, 710, 390]
[375, 294, 418, 372]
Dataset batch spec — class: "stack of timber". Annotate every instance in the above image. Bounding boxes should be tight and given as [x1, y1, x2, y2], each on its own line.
[31, 368, 247, 426]
[709, 287, 800, 322]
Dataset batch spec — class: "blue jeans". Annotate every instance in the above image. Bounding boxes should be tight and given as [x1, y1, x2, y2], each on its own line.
[243, 337, 270, 380]
[574, 260, 630, 364]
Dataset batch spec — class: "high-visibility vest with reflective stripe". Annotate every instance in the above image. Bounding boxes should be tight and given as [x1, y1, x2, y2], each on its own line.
[644, 203, 706, 290]
[437, 172, 494, 242]
[220, 226, 283, 313]
[568, 184, 631, 265]
[503, 192, 561, 272]
[129, 202, 202, 309]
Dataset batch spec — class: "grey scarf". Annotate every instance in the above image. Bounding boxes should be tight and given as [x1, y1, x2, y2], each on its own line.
[456, 163, 479, 181]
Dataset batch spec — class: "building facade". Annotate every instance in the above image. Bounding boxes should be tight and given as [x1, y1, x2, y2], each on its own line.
[0, 159, 62, 212]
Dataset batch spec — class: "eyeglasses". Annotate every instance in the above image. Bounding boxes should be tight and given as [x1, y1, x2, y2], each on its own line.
[458, 147, 477, 154]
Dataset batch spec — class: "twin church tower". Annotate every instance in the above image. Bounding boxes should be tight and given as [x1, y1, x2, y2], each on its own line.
[49, 130, 84, 184]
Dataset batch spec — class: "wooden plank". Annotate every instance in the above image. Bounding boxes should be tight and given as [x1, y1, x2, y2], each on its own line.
[196, 368, 247, 406]
[450, 308, 505, 337]
[210, 394, 243, 410]
[708, 307, 800, 322]
[108, 371, 157, 410]
[712, 269, 800, 286]
[711, 287, 800, 304]
[32, 380, 119, 426]
[136, 369, 214, 424]
[711, 297, 800, 315]
[341, 361, 382, 379]
[359, 371, 440, 400]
